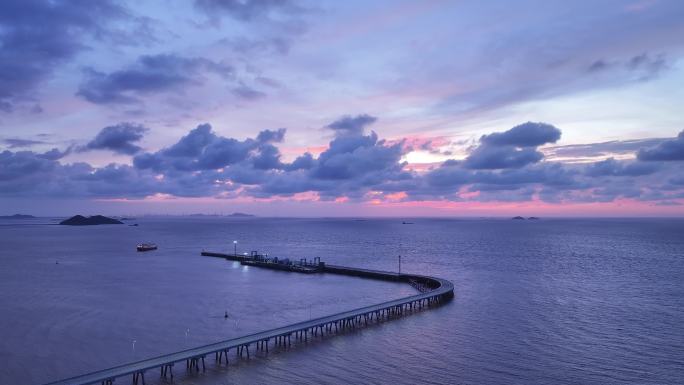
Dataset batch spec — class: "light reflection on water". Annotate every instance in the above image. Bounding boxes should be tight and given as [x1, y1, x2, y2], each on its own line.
[0, 217, 682, 384]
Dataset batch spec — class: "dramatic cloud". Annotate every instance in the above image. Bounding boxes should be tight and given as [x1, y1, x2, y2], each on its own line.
[464, 146, 543, 170]
[133, 123, 280, 172]
[325, 114, 378, 137]
[82, 123, 148, 155]
[464, 122, 560, 169]
[637, 130, 684, 161]
[257, 128, 286, 143]
[0, 0, 127, 112]
[480, 122, 561, 147]
[77, 54, 234, 104]
[1, 120, 683, 209]
[585, 158, 658, 177]
[311, 131, 404, 180]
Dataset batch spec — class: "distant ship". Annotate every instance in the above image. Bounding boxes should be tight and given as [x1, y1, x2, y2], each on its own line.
[137, 243, 157, 252]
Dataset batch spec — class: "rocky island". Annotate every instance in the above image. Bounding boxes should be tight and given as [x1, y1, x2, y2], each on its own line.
[59, 215, 124, 226]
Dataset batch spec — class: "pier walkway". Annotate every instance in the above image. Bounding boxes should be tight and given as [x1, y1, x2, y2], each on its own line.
[44, 253, 454, 385]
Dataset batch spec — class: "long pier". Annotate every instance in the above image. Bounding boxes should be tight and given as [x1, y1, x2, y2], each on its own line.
[44, 252, 454, 385]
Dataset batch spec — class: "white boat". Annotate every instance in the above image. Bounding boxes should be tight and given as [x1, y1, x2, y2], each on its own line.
[136, 243, 157, 252]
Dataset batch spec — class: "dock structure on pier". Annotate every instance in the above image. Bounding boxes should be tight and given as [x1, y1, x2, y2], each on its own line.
[202, 250, 324, 273]
[44, 251, 454, 385]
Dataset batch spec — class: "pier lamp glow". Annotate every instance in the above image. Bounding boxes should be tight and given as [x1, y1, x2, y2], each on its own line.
[233, 240, 237, 257]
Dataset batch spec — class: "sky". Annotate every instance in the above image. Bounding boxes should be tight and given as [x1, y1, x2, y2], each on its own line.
[1, 0, 683, 217]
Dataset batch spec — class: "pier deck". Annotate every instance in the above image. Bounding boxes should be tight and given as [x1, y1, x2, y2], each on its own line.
[44, 253, 454, 385]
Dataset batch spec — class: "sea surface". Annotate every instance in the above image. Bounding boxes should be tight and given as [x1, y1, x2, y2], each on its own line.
[0, 217, 682, 385]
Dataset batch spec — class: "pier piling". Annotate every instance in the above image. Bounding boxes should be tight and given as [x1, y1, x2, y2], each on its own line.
[43, 256, 453, 385]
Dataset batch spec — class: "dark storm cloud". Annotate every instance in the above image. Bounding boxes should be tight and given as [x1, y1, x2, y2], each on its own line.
[325, 114, 378, 137]
[77, 54, 234, 104]
[0, 0, 126, 112]
[82, 123, 148, 155]
[637, 130, 684, 161]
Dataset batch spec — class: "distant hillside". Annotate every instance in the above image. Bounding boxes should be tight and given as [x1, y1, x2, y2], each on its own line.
[59, 215, 124, 226]
[0, 214, 36, 219]
[187, 213, 255, 217]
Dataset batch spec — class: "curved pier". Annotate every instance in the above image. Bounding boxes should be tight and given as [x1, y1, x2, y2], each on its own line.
[44, 255, 454, 385]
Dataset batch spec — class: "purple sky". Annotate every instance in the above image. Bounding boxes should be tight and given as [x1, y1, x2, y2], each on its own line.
[1, 0, 684, 216]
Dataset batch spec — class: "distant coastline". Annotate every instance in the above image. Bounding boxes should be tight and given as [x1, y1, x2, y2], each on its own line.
[188, 212, 255, 217]
[0, 214, 36, 219]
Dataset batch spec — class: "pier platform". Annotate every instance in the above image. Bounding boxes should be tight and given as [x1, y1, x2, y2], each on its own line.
[43, 251, 454, 385]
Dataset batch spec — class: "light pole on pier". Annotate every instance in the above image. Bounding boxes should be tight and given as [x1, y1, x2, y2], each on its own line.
[233, 240, 238, 257]
[398, 255, 401, 274]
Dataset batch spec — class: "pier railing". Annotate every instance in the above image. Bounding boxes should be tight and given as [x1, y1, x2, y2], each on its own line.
[43, 254, 454, 385]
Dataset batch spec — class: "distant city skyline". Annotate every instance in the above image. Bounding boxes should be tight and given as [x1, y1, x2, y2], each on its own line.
[1, 0, 684, 216]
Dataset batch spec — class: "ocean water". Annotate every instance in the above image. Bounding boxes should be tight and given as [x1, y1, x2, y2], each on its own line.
[0, 217, 682, 385]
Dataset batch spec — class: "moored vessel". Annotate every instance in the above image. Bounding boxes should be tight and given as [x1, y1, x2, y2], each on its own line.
[137, 243, 157, 252]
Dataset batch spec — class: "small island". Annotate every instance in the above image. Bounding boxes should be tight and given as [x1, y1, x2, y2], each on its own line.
[228, 212, 254, 217]
[528, 217, 540, 220]
[512, 216, 525, 220]
[59, 215, 124, 226]
[0, 214, 36, 219]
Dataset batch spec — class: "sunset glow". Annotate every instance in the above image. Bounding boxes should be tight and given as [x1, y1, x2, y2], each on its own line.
[1, 0, 683, 216]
